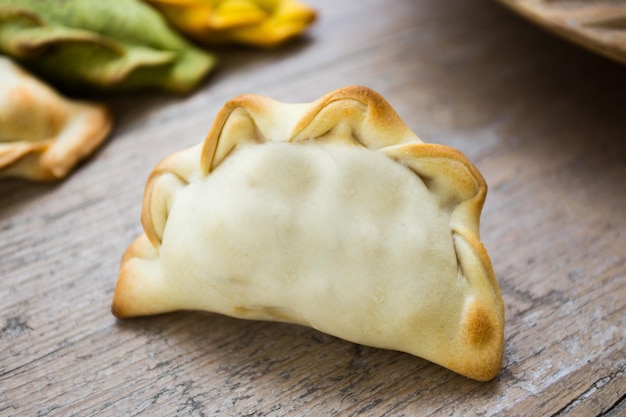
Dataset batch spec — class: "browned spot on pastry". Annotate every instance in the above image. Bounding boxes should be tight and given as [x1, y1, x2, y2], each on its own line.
[234, 306, 252, 315]
[234, 306, 294, 323]
[463, 302, 495, 349]
[111, 299, 127, 319]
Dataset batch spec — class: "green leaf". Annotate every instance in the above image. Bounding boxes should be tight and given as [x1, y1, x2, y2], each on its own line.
[0, 0, 217, 93]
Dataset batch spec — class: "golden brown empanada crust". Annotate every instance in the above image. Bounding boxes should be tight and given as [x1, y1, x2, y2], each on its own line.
[113, 86, 504, 381]
[0, 57, 112, 181]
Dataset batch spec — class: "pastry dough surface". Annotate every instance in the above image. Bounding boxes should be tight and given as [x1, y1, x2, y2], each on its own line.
[163, 142, 457, 333]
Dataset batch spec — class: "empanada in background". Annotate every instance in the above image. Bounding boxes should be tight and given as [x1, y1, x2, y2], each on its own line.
[0, 0, 216, 93]
[112, 86, 505, 381]
[0, 57, 112, 181]
[144, 0, 316, 48]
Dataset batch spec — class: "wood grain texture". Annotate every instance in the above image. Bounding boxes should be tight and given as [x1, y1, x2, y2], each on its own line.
[496, 0, 626, 65]
[1, 0, 625, 415]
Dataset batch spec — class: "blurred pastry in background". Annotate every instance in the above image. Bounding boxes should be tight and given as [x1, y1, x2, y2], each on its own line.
[0, 0, 216, 93]
[144, 0, 316, 48]
[0, 57, 112, 181]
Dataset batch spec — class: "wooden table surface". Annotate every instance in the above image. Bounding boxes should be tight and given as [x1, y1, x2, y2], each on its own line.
[1, 0, 625, 415]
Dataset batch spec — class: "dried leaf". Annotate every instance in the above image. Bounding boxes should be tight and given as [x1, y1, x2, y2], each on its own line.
[145, 0, 316, 48]
[0, 0, 217, 93]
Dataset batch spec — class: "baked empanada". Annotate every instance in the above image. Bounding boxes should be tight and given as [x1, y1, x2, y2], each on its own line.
[144, 0, 316, 48]
[112, 86, 504, 381]
[0, 0, 216, 93]
[0, 57, 111, 180]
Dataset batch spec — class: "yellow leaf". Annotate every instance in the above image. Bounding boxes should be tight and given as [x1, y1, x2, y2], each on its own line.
[146, 0, 316, 48]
